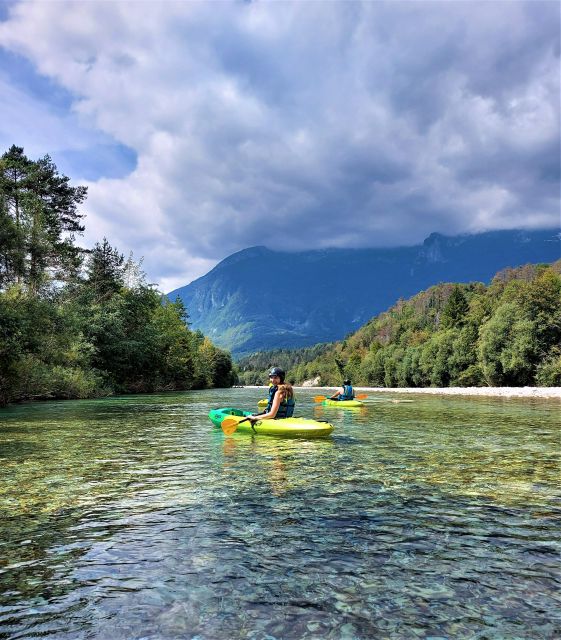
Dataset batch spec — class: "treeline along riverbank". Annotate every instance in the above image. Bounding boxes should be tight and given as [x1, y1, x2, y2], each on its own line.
[0, 145, 235, 406]
[238, 260, 561, 389]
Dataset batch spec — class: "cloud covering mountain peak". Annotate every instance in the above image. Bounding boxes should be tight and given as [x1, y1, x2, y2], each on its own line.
[0, 1, 558, 291]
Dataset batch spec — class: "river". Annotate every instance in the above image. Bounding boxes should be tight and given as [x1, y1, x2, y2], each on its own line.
[1, 388, 560, 639]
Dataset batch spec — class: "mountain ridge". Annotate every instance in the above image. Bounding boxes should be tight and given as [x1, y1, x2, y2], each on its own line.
[168, 228, 561, 355]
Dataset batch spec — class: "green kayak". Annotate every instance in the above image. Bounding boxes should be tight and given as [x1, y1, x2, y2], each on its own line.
[209, 407, 334, 438]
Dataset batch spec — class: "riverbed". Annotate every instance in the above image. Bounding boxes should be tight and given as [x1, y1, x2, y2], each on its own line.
[1, 388, 560, 639]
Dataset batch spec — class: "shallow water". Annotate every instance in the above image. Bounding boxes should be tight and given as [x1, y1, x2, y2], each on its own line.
[1, 389, 560, 639]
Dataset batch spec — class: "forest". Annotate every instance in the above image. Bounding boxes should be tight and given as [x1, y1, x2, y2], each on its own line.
[0, 145, 235, 406]
[238, 261, 561, 388]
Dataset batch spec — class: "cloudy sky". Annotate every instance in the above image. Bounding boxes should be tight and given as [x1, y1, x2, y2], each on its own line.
[0, 1, 559, 291]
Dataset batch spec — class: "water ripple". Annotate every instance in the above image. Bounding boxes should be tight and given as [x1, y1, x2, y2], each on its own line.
[1, 389, 560, 639]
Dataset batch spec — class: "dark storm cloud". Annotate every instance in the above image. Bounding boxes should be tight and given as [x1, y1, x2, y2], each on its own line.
[0, 0, 558, 289]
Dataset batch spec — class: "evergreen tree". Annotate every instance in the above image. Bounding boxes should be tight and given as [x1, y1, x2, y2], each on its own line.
[0, 145, 87, 292]
[0, 186, 21, 289]
[0, 145, 235, 405]
[0, 147, 30, 285]
[440, 285, 469, 328]
[86, 238, 125, 301]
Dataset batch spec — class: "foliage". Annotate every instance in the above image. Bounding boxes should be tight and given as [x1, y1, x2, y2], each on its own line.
[535, 348, 561, 386]
[440, 285, 469, 328]
[86, 238, 125, 302]
[239, 261, 561, 389]
[0, 145, 87, 293]
[236, 343, 333, 385]
[0, 146, 235, 406]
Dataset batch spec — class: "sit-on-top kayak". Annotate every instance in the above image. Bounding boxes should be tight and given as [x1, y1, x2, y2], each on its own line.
[209, 407, 334, 437]
[257, 399, 268, 408]
[322, 399, 365, 407]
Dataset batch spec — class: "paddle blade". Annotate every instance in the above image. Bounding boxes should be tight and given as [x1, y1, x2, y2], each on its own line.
[313, 395, 327, 403]
[221, 417, 239, 435]
[356, 394, 368, 400]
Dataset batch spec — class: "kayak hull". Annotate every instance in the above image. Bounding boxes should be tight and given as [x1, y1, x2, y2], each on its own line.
[322, 399, 365, 407]
[209, 407, 334, 437]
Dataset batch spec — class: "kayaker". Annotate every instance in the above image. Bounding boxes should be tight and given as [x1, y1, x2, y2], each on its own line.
[248, 367, 295, 423]
[330, 379, 355, 402]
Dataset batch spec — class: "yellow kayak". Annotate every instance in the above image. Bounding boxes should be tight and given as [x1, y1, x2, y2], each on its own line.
[322, 399, 365, 407]
[209, 408, 334, 438]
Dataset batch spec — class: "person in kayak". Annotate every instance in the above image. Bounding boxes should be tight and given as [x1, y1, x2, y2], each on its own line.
[248, 367, 295, 423]
[330, 379, 355, 402]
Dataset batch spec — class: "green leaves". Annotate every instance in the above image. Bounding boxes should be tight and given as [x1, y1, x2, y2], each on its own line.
[247, 263, 561, 389]
[440, 285, 469, 329]
[0, 146, 87, 293]
[0, 145, 235, 406]
[86, 239, 125, 302]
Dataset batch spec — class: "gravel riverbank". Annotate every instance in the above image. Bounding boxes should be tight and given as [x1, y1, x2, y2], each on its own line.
[246, 385, 561, 399]
[327, 386, 561, 399]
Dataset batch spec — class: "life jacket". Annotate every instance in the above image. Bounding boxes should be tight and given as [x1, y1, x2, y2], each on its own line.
[266, 384, 295, 418]
[338, 384, 355, 401]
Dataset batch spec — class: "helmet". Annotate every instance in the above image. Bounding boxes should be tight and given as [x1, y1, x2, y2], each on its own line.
[268, 367, 285, 381]
[343, 379, 351, 385]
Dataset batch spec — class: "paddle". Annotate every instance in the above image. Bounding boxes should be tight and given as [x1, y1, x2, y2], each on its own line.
[313, 394, 368, 403]
[221, 416, 255, 435]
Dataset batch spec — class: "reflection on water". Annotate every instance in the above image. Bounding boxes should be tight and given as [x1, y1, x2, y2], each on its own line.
[1, 389, 560, 639]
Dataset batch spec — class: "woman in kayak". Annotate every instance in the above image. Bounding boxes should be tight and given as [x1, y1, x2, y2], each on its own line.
[330, 379, 355, 402]
[248, 367, 295, 423]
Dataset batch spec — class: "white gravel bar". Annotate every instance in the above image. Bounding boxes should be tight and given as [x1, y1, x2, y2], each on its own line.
[247, 384, 561, 399]
[342, 386, 561, 399]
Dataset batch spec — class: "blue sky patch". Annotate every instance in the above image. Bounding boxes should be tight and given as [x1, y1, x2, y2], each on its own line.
[0, 2, 15, 22]
[58, 143, 137, 181]
[0, 48, 74, 113]
[0, 46, 136, 181]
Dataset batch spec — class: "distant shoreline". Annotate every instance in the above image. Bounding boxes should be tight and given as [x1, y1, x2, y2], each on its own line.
[354, 386, 561, 399]
[244, 385, 561, 399]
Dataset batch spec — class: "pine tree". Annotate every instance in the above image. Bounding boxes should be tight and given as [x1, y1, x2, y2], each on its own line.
[0, 145, 87, 292]
[440, 285, 469, 328]
[86, 238, 125, 301]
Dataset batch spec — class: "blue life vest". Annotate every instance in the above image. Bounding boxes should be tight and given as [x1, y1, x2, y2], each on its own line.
[266, 384, 295, 418]
[338, 385, 355, 401]
[266, 384, 276, 410]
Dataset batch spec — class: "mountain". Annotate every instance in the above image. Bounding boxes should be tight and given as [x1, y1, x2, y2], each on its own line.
[168, 229, 561, 356]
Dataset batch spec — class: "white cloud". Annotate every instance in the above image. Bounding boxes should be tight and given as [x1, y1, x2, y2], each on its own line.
[0, 0, 558, 291]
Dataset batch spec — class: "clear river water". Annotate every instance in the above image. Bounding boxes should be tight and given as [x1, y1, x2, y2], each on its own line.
[0, 388, 560, 639]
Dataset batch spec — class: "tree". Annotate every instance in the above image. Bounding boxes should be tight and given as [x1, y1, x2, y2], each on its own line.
[447, 323, 479, 385]
[440, 285, 469, 328]
[0, 145, 235, 405]
[86, 238, 125, 302]
[536, 348, 561, 386]
[0, 288, 24, 403]
[0, 148, 30, 286]
[519, 269, 561, 352]
[478, 302, 537, 386]
[212, 349, 236, 387]
[0, 146, 87, 292]
[0, 189, 21, 289]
